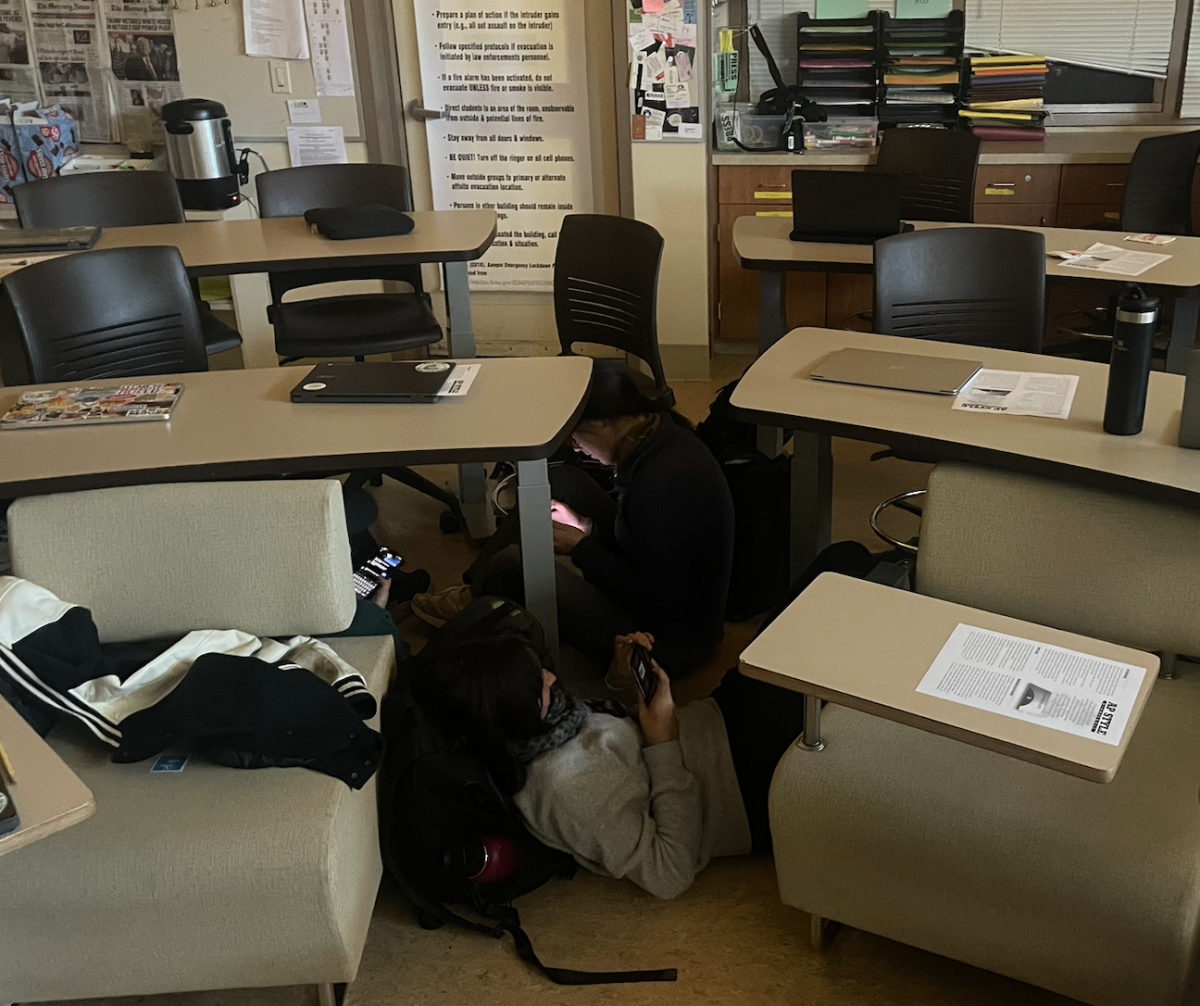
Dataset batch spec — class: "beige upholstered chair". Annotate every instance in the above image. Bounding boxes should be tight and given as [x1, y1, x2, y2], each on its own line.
[0, 479, 392, 1005]
[770, 462, 1200, 1006]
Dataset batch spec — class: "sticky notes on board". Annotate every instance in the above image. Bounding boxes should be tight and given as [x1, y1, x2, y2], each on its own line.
[642, 0, 664, 12]
[816, 0, 869, 16]
[897, 0, 953, 16]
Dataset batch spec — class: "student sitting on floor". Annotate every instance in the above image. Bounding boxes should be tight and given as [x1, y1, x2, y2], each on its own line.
[412, 361, 736, 677]
[411, 628, 807, 901]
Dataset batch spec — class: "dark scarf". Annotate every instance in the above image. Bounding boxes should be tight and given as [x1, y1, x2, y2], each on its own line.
[512, 688, 590, 763]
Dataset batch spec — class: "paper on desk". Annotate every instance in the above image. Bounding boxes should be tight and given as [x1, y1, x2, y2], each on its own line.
[286, 125, 347, 167]
[953, 370, 1079, 419]
[1058, 242, 1171, 278]
[916, 624, 1145, 746]
[438, 364, 480, 397]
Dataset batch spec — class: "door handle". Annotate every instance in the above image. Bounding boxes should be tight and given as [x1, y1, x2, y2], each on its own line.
[408, 99, 442, 121]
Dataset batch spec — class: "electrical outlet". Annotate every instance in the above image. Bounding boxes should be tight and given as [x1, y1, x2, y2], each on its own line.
[269, 60, 292, 94]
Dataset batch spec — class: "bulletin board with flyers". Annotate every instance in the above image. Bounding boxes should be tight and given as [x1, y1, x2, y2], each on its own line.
[627, 0, 703, 141]
[0, 0, 182, 145]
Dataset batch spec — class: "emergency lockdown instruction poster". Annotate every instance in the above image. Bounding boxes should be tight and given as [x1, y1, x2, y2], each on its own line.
[414, 0, 593, 291]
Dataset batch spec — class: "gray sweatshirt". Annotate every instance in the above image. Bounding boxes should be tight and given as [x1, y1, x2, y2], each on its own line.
[513, 698, 752, 900]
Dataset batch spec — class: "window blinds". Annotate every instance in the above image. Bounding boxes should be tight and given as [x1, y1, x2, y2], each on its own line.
[963, 0, 1177, 79]
[1180, 1, 1200, 117]
[746, 0, 891, 101]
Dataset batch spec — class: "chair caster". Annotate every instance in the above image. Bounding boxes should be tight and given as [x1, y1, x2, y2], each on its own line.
[416, 908, 444, 930]
[439, 511, 462, 534]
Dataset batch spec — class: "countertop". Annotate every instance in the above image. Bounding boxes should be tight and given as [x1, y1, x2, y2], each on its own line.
[713, 127, 1191, 167]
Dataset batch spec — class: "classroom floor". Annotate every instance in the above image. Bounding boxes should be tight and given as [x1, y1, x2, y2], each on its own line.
[36, 354, 1082, 1006]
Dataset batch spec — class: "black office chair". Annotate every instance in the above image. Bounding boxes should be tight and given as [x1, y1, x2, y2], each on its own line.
[254, 163, 443, 364]
[13, 171, 242, 357]
[874, 227, 1045, 352]
[875, 128, 981, 224]
[1049, 130, 1200, 361]
[255, 163, 462, 533]
[868, 227, 1046, 550]
[0, 245, 208, 384]
[553, 213, 674, 407]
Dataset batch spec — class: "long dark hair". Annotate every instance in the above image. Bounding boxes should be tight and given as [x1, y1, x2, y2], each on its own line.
[412, 630, 549, 794]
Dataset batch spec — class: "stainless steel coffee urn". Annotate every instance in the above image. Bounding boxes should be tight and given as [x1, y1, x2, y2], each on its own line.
[161, 98, 243, 211]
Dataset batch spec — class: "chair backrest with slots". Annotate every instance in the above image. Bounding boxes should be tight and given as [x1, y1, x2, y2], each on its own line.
[875, 128, 981, 224]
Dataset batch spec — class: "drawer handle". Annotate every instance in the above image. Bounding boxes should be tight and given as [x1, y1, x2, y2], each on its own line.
[757, 182, 788, 189]
[988, 182, 1017, 187]
[1105, 182, 1126, 188]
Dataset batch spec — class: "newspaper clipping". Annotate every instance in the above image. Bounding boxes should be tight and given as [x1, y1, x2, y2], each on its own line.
[26, 0, 111, 141]
[0, 0, 38, 102]
[103, 0, 180, 147]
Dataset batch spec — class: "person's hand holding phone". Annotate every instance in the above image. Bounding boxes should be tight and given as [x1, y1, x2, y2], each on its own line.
[638, 661, 678, 747]
[608, 631, 656, 687]
[550, 500, 593, 535]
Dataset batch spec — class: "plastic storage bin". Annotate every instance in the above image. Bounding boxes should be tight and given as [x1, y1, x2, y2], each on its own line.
[803, 117, 879, 150]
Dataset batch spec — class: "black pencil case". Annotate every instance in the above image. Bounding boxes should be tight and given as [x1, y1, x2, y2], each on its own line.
[304, 205, 415, 240]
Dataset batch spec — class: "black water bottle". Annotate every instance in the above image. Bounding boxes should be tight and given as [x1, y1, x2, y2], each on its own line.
[1104, 285, 1160, 436]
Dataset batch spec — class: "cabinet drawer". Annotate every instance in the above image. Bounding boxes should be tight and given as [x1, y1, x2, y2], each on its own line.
[1055, 203, 1122, 230]
[720, 165, 842, 205]
[974, 165, 1060, 205]
[973, 202, 1057, 227]
[1059, 164, 1128, 205]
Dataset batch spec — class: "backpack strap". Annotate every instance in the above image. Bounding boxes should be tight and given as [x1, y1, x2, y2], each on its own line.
[497, 920, 678, 986]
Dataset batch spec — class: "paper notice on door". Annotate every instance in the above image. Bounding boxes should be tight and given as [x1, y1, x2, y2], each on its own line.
[243, 0, 310, 59]
[286, 125, 346, 166]
[953, 370, 1079, 419]
[917, 624, 1146, 746]
[1058, 242, 1171, 278]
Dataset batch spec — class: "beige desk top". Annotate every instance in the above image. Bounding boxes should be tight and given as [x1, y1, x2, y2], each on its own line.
[0, 694, 95, 856]
[0, 356, 593, 497]
[740, 574, 1159, 782]
[729, 328, 1200, 507]
[732, 215, 1200, 290]
[0, 209, 498, 280]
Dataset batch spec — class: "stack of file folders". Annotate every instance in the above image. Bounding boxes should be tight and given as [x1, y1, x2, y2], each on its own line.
[796, 12, 881, 118]
[960, 54, 1048, 141]
[879, 10, 964, 127]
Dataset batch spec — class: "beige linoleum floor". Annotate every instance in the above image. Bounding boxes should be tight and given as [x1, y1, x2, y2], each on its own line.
[35, 354, 1083, 1006]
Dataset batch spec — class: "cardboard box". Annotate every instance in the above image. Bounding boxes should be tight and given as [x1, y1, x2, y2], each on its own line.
[0, 102, 80, 204]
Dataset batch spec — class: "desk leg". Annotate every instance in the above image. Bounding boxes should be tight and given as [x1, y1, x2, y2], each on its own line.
[517, 459, 558, 655]
[791, 432, 832, 581]
[442, 260, 493, 539]
[1167, 288, 1200, 375]
[797, 694, 824, 752]
[756, 271, 790, 455]
[758, 270, 787, 356]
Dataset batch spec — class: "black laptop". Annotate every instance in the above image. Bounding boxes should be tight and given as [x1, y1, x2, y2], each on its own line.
[0, 226, 101, 254]
[290, 361, 455, 404]
[790, 171, 913, 244]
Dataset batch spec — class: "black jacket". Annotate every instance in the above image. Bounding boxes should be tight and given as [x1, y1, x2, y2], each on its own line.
[571, 419, 735, 672]
[0, 577, 382, 788]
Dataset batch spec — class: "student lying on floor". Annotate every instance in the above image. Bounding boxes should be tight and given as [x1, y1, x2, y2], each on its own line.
[411, 627, 807, 900]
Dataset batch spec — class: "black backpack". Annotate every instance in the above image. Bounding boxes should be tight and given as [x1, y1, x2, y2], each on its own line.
[378, 596, 676, 986]
[696, 380, 792, 621]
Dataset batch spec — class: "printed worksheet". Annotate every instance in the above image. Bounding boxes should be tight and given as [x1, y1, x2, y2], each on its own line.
[916, 624, 1146, 746]
[1058, 242, 1171, 278]
[953, 370, 1079, 419]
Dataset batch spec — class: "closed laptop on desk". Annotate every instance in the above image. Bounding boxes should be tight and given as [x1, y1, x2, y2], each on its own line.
[0, 226, 101, 254]
[811, 348, 982, 395]
[290, 361, 454, 404]
[791, 171, 912, 245]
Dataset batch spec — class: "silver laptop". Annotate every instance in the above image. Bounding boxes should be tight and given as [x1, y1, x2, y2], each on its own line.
[811, 348, 983, 396]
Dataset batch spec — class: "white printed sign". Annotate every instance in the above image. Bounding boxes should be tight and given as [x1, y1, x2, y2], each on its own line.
[414, 0, 594, 291]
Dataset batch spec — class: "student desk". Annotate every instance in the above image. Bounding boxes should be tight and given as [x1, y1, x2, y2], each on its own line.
[733, 215, 1200, 374]
[730, 327, 1200, 576]
[740, 574, 1159, 783]
[0, 694, 95, 857]
[0, 355, 592, 650]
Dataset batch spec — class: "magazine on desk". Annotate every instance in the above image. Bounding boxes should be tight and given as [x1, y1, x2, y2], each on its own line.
[0, 384, 183, 430]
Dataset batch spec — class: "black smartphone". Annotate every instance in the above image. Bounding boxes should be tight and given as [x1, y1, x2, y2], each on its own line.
[631, 644, 657, 705]
[0, 775, 19, 837]
[352, 547, 403, 598]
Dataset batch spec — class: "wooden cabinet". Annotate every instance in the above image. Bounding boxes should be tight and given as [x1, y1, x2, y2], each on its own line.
[1055, 203, 1122, 229]
[1059, 164, 1128, 205]
[975, 165, 1060, 207]
[717, 202, 826, 342]
[974, 203, 1057, 227]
